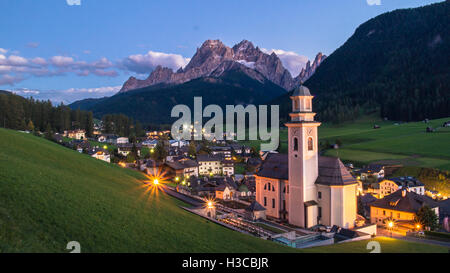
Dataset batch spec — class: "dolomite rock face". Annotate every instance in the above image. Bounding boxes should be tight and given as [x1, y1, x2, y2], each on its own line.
[120, 39, 324, 93]
[294, 52, 327, 85]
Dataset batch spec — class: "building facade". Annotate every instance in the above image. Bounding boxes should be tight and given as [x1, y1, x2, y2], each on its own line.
[255, 85, 358, 229]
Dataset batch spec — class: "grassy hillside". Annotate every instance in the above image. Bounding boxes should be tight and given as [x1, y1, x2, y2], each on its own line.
[321, 116, 450, 171]
[0, 128, 296, 253]
[0, 128, 446, 253]
[241, 115, 450, 171]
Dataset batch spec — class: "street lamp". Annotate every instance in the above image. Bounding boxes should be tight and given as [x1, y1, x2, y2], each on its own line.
[153, 179, 159, 186]
[387, 220, 394, 237]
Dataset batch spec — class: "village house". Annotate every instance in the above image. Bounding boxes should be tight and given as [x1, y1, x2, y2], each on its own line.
[115, 137, 129, 144]
[210, 146, 233, 160]
[359, 164, 386, 181]
[169, 139, 189, 147]
[141, 139, 158, 148]
[222, 160, 235, 176]
[197, 154, 225, 175]
[117, 143, 142, 157]
[255, 85, 358, 229]
[88, 148, 111, 163]
[370, 189, 439, 229]
[215, 184, 236, 200]
[97, 134, 116, 143]
[364, 179, 399, 199]
[65, 129, 86, 140]
[164, 158, 199, 178]
[390, 176, 425, 195]
[244, 201, 267, 221]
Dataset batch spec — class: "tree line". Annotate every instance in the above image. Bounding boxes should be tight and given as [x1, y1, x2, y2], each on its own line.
[0, 92, 95, 136]
[0, 92, 146, 139]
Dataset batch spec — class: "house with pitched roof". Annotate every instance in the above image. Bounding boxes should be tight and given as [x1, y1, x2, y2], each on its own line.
[369, 189, 439, 227]
[255, 85, 358, 229]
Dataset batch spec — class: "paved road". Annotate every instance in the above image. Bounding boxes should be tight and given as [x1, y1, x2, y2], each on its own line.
[377, 228, 450, 248]
[160, 186, 205, 207]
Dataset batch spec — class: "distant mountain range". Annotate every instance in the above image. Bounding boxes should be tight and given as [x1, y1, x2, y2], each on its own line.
[70, 40, 325, 124]
[70, 67, 288, 124]
[71, 1, 450, 125]
[119, 39, 325, 93]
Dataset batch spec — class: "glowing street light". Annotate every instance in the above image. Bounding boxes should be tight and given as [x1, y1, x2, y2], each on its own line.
[103, 145, 108, 150]
[386, 220, 395, 237]
[153, 179, 159, 186]
[207, 201, 214, 209]
[175, 176, 180, 182]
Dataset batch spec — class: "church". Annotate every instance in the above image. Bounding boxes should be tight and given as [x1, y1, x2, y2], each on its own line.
[255, 85, 358, 229]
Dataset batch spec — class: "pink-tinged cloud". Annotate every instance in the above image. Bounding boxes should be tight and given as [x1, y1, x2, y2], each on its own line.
[0, 74, 25, 85]
[261, 48, 309, 77]
[121, 50, 190, 74]
[50, 56, 75, 67]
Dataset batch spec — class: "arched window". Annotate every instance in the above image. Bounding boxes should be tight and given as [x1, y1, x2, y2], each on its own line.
[308, 137, 314, 151]
[293, 137, 298, 151]
[306, 99, 311, 110]
[294, 100, 299, 110]
[268, 183, 271, 191]
[264, 184, 267, 190]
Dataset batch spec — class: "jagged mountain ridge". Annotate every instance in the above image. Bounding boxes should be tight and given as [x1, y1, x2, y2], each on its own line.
[120, 39, 325, 92]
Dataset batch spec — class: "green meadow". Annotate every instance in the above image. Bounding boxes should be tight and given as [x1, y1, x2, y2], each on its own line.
[0, 128, 446, 253]
[243, 116, 450, 171]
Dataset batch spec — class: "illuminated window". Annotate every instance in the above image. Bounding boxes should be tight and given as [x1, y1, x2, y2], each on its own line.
[308, 137, 314, 151]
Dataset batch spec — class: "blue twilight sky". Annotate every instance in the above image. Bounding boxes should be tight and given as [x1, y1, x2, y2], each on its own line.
[0, 0, 442, 104]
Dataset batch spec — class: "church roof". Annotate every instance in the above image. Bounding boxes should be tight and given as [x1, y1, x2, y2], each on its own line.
[256, 153, 289, 180]
[292, 85, 311, 96]
[256, 154, 357, 186]
[315, 157, 358, 186]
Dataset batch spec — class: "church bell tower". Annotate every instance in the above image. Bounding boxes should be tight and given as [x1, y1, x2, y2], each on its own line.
[285, 85, 321, 228]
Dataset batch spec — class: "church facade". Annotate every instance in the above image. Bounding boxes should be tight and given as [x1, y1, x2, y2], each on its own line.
[255, 85, 357, 229]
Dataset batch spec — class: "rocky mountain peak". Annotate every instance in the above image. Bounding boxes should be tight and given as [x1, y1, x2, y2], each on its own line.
[119, 39, 324, 93]
[294, 52, 327, 85]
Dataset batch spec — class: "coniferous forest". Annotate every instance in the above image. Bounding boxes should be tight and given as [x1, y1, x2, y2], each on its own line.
[0, 91, 95, 136]
[274, 1, 450, 124]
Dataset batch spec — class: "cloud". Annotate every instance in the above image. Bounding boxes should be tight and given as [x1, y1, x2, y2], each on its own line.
[261, 48, 309, 77]
[0, 48, 7, 54]
[121, 51, 190, 74]
[0, 74, 25, 85]
[12, 85, 122, 104]
[367, 0, 381, 6]
[50, 56, 75, 67]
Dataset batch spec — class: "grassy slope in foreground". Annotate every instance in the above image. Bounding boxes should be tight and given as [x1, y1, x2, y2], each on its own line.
[306, 237, 447, 253]
[0, 129, 446, 253]
[0, 128, 295, 253]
